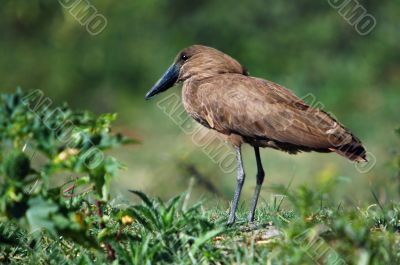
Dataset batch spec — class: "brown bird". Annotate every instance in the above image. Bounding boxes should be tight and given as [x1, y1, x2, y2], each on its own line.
[145, 45, 367, 225]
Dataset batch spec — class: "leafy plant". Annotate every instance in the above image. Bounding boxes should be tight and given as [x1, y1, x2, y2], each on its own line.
[0, 89, 224, 264]
[0, 88, 135, 260]
[112, 191, 225, 264]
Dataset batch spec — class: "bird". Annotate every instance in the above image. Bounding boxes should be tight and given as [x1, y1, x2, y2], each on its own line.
[144, 45, 367, 225]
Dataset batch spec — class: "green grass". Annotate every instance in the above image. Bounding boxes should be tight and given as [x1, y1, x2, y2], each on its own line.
[2, 183, 400, 264]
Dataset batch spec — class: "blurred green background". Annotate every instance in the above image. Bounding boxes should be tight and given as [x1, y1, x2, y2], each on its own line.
[0, 0, 399, 206]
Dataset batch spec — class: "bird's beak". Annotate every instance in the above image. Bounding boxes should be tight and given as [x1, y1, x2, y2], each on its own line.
[145, 63, 180, 100]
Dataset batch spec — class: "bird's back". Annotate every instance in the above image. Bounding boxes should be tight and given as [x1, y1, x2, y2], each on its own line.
[183, 73, 367, 161]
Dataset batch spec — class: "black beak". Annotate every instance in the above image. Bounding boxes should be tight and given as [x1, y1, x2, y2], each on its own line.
[145, 64, 180, 100]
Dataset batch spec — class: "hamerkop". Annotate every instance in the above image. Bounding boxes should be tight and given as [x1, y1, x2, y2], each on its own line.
[145, 45, 367, 225]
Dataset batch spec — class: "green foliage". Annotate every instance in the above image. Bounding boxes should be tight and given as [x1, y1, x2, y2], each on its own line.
[0, 89, 135, 261]
[207, 184, 400, 265]
[4, 151, 31, 180]
[112, 191, 225, 264]
[0, 89, 224, 264]
[275, 186, 400, 265]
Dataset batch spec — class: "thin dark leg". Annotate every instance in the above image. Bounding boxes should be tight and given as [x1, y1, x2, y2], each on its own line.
[248, 147, 265, 223]
[227, 146, 245, 225]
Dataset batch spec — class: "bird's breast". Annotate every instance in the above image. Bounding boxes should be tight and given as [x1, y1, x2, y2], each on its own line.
[182, 80, 218, 131]
[182, 81, 198, 115]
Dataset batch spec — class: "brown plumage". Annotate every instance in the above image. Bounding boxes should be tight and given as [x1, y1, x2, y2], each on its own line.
[145, 45, 367, 225]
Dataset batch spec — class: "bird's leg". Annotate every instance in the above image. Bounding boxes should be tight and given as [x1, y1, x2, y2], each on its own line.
[227, 146, 245, 225]
[248, 147, 265, 223]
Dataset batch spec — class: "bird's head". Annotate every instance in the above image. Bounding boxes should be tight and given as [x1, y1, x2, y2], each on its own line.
[145, 45, 247, 100]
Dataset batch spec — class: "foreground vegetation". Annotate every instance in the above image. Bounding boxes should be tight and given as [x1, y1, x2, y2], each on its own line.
[1, 90, 399, 264]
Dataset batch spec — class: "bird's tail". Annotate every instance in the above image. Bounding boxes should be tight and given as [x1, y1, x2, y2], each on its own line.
[332, 136, 367, 162]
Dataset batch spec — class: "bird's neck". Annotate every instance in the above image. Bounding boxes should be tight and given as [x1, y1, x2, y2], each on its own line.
[182, 79, 201, 112]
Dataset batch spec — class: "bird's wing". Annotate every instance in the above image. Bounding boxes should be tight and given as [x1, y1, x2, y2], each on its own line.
[196, 74, 353, 149]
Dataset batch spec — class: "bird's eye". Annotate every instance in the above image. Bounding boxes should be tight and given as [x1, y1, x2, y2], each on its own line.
[181, 54, 189, 61]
